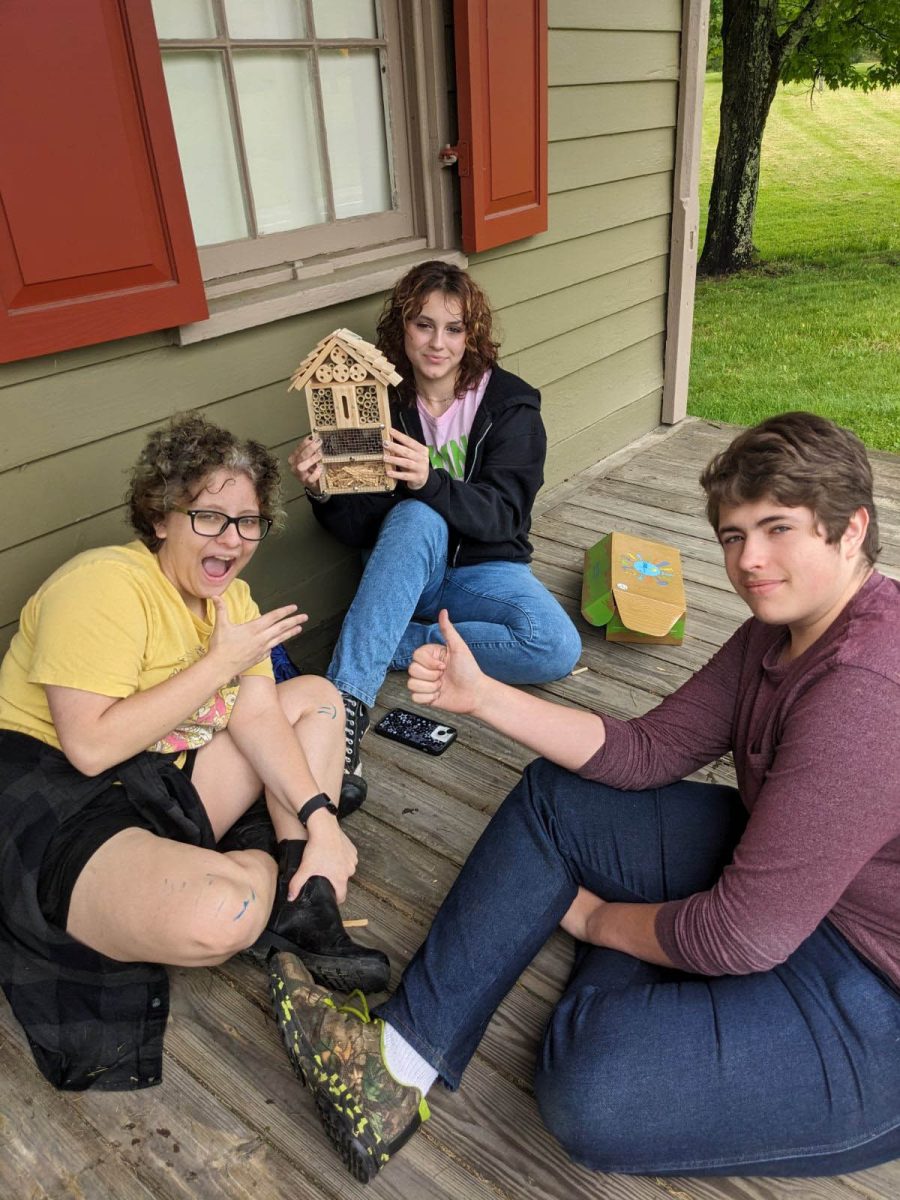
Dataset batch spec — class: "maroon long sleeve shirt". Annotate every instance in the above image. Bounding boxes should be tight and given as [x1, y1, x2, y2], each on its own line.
[579, 572, 900, 983]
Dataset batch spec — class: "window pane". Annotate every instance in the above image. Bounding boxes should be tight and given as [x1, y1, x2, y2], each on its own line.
[151, 0, 216, 39]
[224, 0, 307, 39]
[161, 53, 248, 245]
[320, 50, 391, 219]
[233, 52, 327, 234]
[312, 0, 377, 39]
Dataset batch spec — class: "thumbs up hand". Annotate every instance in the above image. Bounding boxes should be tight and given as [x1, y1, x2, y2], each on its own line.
[407, 609, 485, 714]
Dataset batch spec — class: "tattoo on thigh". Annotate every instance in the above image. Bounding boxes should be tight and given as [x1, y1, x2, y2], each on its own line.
[317, 704, 338, 719]
[233, 888, 257, 922]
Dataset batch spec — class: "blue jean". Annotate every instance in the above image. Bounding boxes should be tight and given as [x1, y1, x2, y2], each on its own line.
[327, 500, 581, 707]
[377, 759, 900, 1176]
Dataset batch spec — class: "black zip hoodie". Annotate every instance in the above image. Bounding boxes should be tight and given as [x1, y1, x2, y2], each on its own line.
[308, 365, 545, 566]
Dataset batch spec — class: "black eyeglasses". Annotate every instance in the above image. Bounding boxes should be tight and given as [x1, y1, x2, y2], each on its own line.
[172, 507, 272, 542]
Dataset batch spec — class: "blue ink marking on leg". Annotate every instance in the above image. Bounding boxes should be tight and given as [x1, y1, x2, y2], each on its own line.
[232, 889, 257, 922]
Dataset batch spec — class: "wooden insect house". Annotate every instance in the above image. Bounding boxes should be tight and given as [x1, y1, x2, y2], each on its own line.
[288, 328, 402, 494]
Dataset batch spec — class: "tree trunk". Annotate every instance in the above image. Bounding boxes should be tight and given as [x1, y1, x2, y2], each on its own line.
[698, 0, 783, 275]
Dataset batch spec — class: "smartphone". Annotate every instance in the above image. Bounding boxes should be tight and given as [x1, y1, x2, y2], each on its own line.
[372, 708, 458, 756]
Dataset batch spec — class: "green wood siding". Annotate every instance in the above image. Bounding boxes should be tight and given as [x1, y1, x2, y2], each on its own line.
[469, 0, 679, 512]
[0, 0, 681, 656]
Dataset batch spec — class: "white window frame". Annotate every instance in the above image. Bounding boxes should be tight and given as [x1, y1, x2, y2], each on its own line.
[155, 1, 463, 343]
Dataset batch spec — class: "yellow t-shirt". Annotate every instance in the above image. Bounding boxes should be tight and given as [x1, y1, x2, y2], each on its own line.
[0, 541, 273, 754]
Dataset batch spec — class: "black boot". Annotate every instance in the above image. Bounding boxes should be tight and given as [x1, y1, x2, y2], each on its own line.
[217, 798, 278, 857]
[338, 771, 367, 820]
[253, 840, 391, 994]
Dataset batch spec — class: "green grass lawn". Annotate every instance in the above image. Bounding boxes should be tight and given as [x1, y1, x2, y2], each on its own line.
[689, 73, 900, 452]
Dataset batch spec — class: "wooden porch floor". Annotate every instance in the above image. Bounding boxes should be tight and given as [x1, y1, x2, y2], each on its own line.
[4, 417, 900, 1200]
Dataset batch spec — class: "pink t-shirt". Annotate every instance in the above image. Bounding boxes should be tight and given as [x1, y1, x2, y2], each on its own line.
[416, 370, 492, 479]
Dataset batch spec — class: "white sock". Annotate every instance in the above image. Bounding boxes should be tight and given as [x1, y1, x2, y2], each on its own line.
[382, 1021, 438, 1095]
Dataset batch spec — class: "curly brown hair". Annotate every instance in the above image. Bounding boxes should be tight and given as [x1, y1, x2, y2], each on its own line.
[375, 260, 500, 405]
[127, 412, 282, 552]
[700, 411, 880, 566]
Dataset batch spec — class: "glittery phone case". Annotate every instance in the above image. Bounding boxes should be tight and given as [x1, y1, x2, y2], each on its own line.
[372, 708, 458, 756]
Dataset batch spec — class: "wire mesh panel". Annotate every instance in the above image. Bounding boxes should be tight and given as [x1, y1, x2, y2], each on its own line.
[321, 428, 384, 456]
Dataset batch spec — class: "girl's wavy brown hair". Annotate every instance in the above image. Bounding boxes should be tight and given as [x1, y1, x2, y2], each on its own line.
[376, 260, 500, 405]
[700, 411, 880, 566]
[128, 412, 282, 552]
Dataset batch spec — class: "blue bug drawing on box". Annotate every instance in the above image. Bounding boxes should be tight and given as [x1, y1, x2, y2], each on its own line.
[619, 551, 675, 586]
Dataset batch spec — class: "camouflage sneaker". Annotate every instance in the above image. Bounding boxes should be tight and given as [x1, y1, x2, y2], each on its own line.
[270, 952, 430, 1183]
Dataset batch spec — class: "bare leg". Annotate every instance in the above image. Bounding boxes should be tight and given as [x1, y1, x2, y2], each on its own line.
[191, 674, 345, 843]
[67, 830, 276, 966]
[263, 674, 344, 839]
[67, 675, 345, 966]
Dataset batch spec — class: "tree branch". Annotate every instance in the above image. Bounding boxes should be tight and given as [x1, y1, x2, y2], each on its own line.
[776, 0, 830, 68]
[851, 16, 889, 44]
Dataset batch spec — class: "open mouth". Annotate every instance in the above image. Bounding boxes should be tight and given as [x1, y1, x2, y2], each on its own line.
[202, 556, 236, 581]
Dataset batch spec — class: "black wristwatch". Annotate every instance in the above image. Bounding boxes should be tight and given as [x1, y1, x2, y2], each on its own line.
[297, 792, 339, 826]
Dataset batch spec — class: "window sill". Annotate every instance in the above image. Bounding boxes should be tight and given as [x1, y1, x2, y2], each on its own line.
[175, 244, 467, 345]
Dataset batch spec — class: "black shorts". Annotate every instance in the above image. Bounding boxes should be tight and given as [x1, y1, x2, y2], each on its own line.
[37, 749, 198, 929]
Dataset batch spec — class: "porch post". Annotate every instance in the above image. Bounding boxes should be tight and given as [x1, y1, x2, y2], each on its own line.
[662, 0, 711, 424]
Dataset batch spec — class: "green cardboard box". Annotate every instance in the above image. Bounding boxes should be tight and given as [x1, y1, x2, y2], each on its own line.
[582, 531, 686, 645]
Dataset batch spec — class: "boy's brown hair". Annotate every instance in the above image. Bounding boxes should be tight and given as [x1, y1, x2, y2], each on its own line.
[699, 412, 880, 565]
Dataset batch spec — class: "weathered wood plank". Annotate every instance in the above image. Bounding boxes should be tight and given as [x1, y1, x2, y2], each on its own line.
[0, 995, 325, 1200]
[587, 473, 710, 519]
[551, 496, 721, 563]
[847, 1163, 900, 1200]
[0, 1019, 158, 1200]
[218, 877, 557, 1089]
[362, 720, 523, 814]
[654, 1172, 900, 1200]
[420, 1050, 676, 1200]
[2, 419, 896, 1200]
[598, 458, 900, 571]
[164, 968, 509, 1200]
[534, 512, 736, 598]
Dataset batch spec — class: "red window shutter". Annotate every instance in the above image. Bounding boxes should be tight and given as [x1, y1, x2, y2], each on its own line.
[0, 0, 207, 364]
[452, 0, 548, 254]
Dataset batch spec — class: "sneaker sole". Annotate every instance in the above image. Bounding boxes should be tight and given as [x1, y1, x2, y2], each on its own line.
[270, 968, 399, 1183]
[293, 946, 390, 994]
[250, 931, 391, 993]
